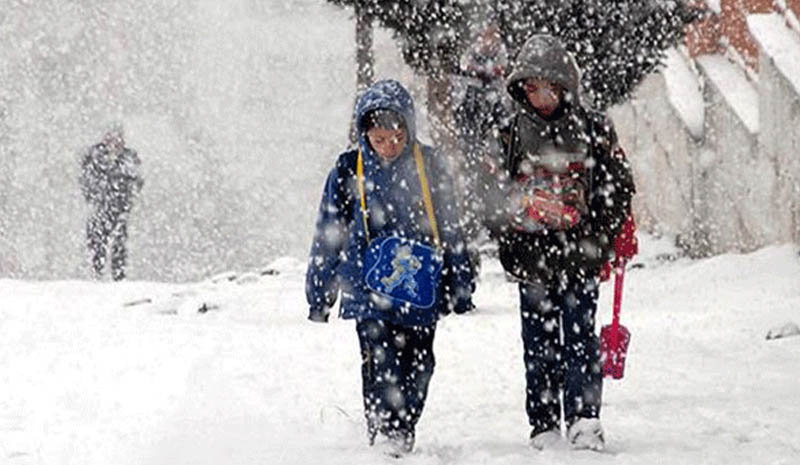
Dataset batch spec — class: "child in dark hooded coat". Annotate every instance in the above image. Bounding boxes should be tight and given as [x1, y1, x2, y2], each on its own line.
[306, 79, 474, 456]
[479, 35, 635, 451]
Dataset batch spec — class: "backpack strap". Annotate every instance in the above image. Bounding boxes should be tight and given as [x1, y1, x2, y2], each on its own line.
[413, 144, 441, 248]
[357, 143, 441, 248]
[356, 149, 370, 242]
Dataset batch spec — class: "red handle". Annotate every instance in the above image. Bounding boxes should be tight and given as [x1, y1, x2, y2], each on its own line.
[609, 259, 627, 348]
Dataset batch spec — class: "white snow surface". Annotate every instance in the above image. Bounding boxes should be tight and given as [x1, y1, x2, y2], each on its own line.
[697, 55, 760, 134]
[2, 235, 799, 465]
[663, 49, 705, 139]
[748, 13, 800, 97]
[705, 0, 722, 15]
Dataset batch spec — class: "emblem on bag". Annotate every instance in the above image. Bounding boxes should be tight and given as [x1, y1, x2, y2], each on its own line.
[380, 245, 422, 296]
[365, 237, 443, 309]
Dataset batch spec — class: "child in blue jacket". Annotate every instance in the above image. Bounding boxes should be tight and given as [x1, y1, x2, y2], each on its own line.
[306, 80, 474, 455]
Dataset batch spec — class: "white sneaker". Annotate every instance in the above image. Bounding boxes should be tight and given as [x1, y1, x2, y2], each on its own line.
[567, 418, 605, 451]
[530, 429, 563, 450]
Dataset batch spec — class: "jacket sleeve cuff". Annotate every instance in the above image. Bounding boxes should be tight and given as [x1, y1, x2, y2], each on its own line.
[453, 298, 475, 315]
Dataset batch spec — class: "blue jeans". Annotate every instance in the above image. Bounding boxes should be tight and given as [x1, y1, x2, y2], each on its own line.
[519, 276, 602, 434]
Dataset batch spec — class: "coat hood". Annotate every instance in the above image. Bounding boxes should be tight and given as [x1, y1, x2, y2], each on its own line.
[355, 80, 417, 159]
[502, 36, 593, 178]
[505, 35, 582, 114]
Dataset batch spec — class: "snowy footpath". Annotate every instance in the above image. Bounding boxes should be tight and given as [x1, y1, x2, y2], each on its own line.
[1, 236, 799, 465]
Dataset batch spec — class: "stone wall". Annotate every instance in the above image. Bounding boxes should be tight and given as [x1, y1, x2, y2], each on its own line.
[696, 55, 766, 253]
[612, 14, 800, 254]
[751, 15, 800, 244]
[611, 74, 697, 241]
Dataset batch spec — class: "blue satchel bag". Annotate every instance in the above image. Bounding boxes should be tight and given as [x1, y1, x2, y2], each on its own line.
[364, 236, 443, 309]
[357, 144, 444, 312]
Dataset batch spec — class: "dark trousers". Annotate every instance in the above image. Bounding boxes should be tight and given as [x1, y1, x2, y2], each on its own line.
[87, 210, 128, 281]
[356, 319, 436, 445]
[519, 275, 602, 434]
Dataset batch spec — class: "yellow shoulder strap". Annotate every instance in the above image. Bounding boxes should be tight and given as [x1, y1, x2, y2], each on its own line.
[413, 143, 441, 248]
[357, 149, 370, 242]
[357, 144, 441, 248]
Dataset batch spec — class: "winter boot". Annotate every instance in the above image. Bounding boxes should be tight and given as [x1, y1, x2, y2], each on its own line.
[529, 428, 563, 450]
[567, 418, 605, 451]
[377, 431, 414, 458]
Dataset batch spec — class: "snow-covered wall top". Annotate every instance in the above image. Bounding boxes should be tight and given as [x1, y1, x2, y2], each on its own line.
[705, 0, 722, 15]
[696, 55, 760, 134]
[748, 13, 800, 96]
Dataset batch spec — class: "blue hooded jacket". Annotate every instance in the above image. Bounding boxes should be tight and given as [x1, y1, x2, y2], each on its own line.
[306, 80, 474, 326]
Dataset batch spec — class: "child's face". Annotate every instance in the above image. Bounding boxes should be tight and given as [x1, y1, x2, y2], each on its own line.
[367, 127, 407, 162]
[524, 79, 562, 116]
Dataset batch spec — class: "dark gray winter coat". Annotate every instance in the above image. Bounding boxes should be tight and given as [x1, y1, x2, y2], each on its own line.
[80, 143, 143, 214]
[481, 35, 635, 284]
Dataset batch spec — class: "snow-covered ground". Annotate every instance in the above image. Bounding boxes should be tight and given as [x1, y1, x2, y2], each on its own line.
[1, 235, 799, 464]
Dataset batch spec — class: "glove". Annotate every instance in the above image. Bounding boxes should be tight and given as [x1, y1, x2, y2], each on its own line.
[600, 215, 638, 281]
[308, 307, 330, 323]
[614, 215, 639, 260]
[526, 189, 581, 230]
[510, 171, 586, 231]
[453, 299, 475, 315]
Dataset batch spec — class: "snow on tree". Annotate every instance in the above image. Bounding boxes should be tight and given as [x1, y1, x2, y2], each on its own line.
[491, 0, 704, 110]
[328, 1, 702, 113]
[327, 0, 467, 76]
[325, 0, 468, 150]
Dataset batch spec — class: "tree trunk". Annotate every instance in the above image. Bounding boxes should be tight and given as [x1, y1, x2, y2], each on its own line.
[426, 73, 458, 156]
[427, 72, 476, 237]
[350, 5, 374, 145]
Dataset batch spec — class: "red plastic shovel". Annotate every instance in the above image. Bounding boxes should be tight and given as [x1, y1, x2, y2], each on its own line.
[600, 260, 630, 380]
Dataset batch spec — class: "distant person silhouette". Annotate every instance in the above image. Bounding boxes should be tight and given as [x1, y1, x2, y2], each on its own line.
[79, 124, 143, 280]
